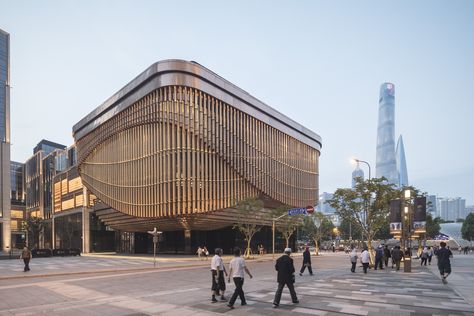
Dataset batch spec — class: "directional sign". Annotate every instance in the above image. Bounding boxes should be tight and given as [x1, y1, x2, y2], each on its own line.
[288, 206, 316, 216]
[288, 208, 307, 216]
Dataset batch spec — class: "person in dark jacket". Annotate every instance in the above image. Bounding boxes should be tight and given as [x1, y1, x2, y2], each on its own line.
[383, 245, 391, 268]
[391, 246, 403, 271]
[437, 241, 453, 284]
[299, 246, 313, 276]
[273, 248, 299, 308]
[374, 245, 384, 270]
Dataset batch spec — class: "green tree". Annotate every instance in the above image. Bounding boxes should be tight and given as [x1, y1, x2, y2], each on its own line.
[271, 205, 303, 248]
[22, 216, 44, 249]
[328, 177, 398, 263]
[233, 197, 265, 258]
[301, 212, 332, 255]
[425, 214, 441, 239]
[461, 213, 474, 241]
[339, 217, 363, 241]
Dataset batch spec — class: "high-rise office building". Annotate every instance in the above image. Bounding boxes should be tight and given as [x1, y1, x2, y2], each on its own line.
[25, 140, 66, 248]
[0, 28, 11, 252]
[351, 163, 364, 189]
[438, 197, 466, 221]
[375, 83, 398, 185]
[396, 135, 408, 187]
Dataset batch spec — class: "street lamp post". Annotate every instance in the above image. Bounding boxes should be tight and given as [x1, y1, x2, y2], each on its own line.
[147, 227, 162, 268]
[272, 213, 288, 259]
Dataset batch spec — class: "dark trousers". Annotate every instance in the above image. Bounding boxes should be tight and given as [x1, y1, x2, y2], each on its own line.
[394, 259, 401, 270]
[274, 281, 298, 305]
[384, 257, 390, 267]
[374, 258, 383, 269]
[362, 262, 369, 273]
[351, 261, 356, 272]
[229, 277, 246, 306]
[23, 258, 30, 271]
[421, 257, 427, 266]
[428, 255, 432, 264]
[300, 263, 313, 275]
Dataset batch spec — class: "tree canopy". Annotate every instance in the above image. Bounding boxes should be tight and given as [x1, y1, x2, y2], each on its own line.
[461, 213, 474, 241]
[233, 197, 265, 258]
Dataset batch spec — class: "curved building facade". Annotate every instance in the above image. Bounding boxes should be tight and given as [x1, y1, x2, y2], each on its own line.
[73, 60, 322, 232]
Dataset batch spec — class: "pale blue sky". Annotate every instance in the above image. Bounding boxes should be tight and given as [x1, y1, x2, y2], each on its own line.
[1, 0, 473, 204]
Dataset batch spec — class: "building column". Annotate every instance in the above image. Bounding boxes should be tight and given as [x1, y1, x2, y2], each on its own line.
[184, 229, 191, 254]
[1, 142, 11, 253]
[82, 187, 91, 254]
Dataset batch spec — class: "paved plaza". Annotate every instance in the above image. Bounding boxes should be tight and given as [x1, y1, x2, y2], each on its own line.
[0, 252, 473, 315]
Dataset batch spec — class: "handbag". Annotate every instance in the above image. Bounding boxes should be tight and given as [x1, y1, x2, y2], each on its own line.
[291, 274, 295, 284]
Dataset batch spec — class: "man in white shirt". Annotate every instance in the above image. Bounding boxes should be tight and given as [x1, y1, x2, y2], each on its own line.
[211, 248, 227, 302]
[227, 247, 253, 309]
[360, 246, 370, 274]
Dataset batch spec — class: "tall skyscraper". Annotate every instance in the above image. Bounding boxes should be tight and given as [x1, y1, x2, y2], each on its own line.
[396, 135, 408, 187]
[0, 28, 11, 252]
[375, 82, 398, 185]
[351, 163, 364, 188]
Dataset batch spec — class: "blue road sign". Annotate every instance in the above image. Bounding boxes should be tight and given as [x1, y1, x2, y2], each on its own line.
[288, 208, 307, 216]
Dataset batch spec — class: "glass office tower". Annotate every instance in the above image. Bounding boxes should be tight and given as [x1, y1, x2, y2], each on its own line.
[0, 28, 11, 252]
[396, 135, 408, 187]
[375, 83, 398, 185]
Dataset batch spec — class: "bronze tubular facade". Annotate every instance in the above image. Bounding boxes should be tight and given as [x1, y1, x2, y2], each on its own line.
[73, 60, 322, 232]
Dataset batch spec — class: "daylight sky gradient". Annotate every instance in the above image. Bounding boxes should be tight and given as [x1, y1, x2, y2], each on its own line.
[1, 0, 473, 204]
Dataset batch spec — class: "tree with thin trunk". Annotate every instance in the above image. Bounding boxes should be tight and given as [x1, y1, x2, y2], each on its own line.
[328, 177, 398, 264]
[271, 205, 304, 249]
[233, 197, 265, 258]
[22, 216, 44, 249]
[301, 212, 333, 255]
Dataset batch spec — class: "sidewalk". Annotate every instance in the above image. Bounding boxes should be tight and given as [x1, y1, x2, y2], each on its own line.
[0, 252, 288, 280]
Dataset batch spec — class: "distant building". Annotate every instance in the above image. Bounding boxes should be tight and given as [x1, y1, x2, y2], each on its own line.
[0, 28, 11, 252]
[395, 135, 408, 187]
[25, 140, 66, 248]
[318, 192, 336, 214]
[351, 163, 364, 189]
[438, 197, 466, 221]
[375, 83, 398, 185]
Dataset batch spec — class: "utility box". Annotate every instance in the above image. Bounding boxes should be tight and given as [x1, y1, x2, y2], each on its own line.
[404, 256, 411, 272]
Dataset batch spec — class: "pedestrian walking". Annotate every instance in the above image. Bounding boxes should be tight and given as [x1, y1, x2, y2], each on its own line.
[20, 246, 32, 272]
[299, 246, 313, 276]
[437, 241, 453, 284]
[427, 246, 433, 265]
[226, 247, 253, 309]
[360, 246, 370, 274]
[349, 246, 358, 273]
[204, 246, 209, 259]
[383, 245, 391, 268]
[273, 248, 299, 308]
[197, 246, 203, 260]
[392, 246, 402, 271]
[210, 248, 227, 302]
[420, 247, 429, 266]
[374, 245, 384, 270]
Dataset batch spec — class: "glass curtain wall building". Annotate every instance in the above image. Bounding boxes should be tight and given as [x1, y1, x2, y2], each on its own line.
[0, 28, 11, 252]
[73, 60, 322, 253]
[375, 82, 398, 186]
